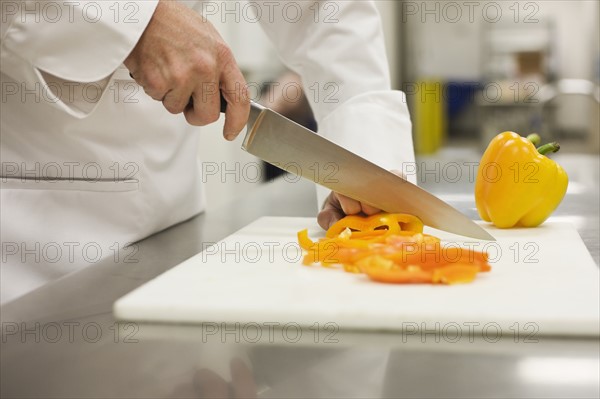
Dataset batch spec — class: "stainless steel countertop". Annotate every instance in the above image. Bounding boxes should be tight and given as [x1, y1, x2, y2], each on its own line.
[2, 153, 599, 398]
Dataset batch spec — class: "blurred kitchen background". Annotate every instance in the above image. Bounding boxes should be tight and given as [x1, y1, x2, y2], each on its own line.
[198, 0, 600, 209]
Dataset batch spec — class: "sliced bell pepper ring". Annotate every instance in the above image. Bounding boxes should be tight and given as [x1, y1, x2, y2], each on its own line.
[346, 230, 388, 239]
[357, 256, 434, 284]
[297, 213, 491, 284]
[297, 229, 314, 251]
[302, 251, 316, 266]
[432, 264, 481, 285]
[394, 214, 424, 234]
[311, 232, 396, 252]
[343, 264, 362, 274]
[383, 244, 489, 271]
[359, 259, 483, 285]
[302, 241, 340, 265]
[385, 232, 441, 246]
[325, 213, 423, 238]
[363, 268, 434, 284]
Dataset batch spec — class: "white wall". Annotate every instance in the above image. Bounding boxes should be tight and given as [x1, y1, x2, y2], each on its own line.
[541, 0, 599, 133]
[404, 0, 597, 79]
[403, 0, 599, 135]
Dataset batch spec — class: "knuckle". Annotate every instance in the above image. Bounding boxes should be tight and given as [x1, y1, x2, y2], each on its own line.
[191, 53, 216, 75]
[342, 201, 360, 215]
[143, 71, 160, 92]
[147, 82, 167, 99]
[216, 41, 233, 61]
[164, 101, 183, 115]
[170, 72, 187, 89]
[155, 83, 168, 97]
[162, 90, 189, 114]
[237, 86, 251, 106]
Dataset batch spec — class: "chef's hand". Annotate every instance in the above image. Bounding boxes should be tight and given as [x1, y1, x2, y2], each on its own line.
[124, 0, 249, 140]
[317, 192, 381, 230]
[317, 170, 406, 230]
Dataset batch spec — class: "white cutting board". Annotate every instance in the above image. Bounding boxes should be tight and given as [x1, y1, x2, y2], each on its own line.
[114, 217, 600, 336]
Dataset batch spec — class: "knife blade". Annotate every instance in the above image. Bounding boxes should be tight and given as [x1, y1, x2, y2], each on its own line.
[236, 101, 495, 241]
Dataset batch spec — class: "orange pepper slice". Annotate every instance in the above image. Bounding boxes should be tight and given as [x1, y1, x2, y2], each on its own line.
[297, 214, 491, 285]
[325, 213, 423, 238]
[432, 264, 481, 285]
[357, 256, 434, 284]
[297, 229, 314, 251]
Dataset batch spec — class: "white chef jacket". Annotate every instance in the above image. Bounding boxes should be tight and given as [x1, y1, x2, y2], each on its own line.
[0, 0, 415, 303]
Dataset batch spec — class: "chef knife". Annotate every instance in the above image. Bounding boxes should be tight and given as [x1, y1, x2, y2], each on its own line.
[221, 97, 495, 241]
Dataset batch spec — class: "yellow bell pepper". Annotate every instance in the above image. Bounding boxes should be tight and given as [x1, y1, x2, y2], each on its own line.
[475, 132, 568, 228]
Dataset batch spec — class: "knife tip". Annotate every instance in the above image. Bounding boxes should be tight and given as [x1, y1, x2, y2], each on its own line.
[476, 229, 496, 241]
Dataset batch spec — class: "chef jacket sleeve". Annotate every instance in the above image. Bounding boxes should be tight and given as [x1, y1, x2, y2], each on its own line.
[253, 1, 417, 207]
[0, 0, 158, 118]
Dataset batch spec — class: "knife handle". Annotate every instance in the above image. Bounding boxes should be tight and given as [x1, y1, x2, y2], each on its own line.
[187, 93, 228, 113]
[220, 92, 227, 113]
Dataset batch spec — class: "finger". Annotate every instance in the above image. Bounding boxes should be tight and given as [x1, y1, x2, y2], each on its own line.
[136, 68, 170, 102]
[184, 82, 221, 126]
[141, 82, 169, 102]
[230, 358, 257, 398]
[336, 193, 362, 215]
[318, 207, 345, 230]
[141, 86, 165, 101]
[361, 202, 381, 215]
[220, 60, 250, 140]
[317, 192, 345, 230]
[162, 86, 193, 114]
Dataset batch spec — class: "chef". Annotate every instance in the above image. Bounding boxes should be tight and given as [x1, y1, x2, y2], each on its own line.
[0, 0, 415, 302]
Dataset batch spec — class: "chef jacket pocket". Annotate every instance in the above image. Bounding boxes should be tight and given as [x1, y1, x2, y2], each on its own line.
[0, 177, 139, 192]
